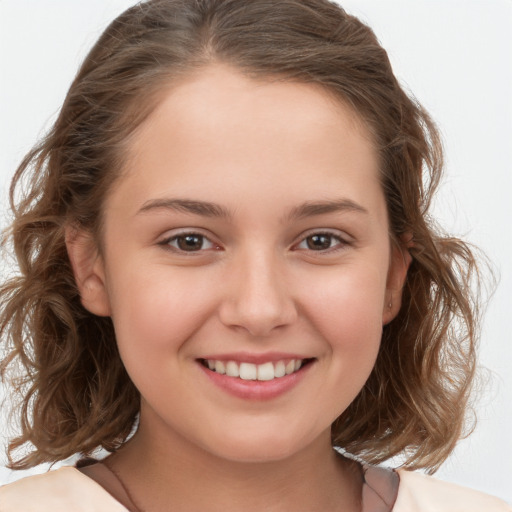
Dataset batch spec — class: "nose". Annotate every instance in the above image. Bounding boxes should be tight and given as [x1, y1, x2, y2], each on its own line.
[217, 248, 298, 337]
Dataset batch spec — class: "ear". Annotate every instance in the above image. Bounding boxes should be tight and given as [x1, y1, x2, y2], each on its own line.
[382, 236, 413, 325]
[65, 226, 111, 317]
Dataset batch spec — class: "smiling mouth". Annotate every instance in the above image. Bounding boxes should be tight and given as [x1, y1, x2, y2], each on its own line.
[199, 358, 315, 381]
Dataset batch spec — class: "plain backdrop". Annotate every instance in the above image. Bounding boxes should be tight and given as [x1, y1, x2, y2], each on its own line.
[1, 0, 511, 503]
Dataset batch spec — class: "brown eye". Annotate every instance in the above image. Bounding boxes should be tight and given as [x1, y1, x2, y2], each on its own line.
[306, 234, 333, 250]
[163, 233, 216, 252]
[295, 232, 348, 253]
[177, 235, 204, 251]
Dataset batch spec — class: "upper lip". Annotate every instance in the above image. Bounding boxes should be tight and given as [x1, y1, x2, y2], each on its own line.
[198, 352, 312, 364]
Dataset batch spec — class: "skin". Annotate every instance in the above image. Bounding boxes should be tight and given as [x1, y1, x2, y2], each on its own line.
[68, 63, 410, 511]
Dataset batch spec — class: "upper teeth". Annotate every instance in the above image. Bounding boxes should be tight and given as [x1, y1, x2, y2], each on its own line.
[206, 359, 303, 381]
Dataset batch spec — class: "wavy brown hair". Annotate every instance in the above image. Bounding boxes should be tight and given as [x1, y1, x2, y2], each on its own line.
[1, 0, 484, 471]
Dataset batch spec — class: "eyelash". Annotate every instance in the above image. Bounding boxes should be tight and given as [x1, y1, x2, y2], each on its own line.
[158, 230, 349, 255]
[158, 232, 219, 253]
[294, 231, 349, 253]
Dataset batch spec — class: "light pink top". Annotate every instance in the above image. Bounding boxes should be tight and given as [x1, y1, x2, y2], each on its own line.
[0, 464, 510, 511]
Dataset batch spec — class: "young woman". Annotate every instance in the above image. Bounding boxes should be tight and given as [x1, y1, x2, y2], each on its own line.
[1, 1, 510, 510]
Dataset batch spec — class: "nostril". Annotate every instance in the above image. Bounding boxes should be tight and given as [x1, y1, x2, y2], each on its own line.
[216, 274, 298, 336]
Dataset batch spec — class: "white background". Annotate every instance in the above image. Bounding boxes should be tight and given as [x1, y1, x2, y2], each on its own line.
[1, 0, 511, 503]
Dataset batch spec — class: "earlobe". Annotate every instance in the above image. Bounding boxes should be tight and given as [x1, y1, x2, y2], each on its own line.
[382, 239, 413, 325]
[65, 226, 111, 317]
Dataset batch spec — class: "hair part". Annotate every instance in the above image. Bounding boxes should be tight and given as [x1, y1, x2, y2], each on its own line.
[1, 0, 486, 472]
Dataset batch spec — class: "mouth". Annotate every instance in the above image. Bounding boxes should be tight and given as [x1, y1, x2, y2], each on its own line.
[198, 358, 315, 382]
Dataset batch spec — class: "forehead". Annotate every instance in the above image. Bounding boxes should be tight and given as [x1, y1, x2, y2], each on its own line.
[133, 63, 374, 159]
[108, 63, 383, 223]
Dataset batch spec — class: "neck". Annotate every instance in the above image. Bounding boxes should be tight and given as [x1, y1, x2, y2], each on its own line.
[108, 414, 361, 512]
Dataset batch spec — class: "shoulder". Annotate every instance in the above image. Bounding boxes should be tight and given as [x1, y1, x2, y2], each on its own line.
[394, 469, 512, 512]
[0, 466, 128, 512]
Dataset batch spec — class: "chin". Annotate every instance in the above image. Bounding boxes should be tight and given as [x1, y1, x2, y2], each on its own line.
[201, 427, 316, 464]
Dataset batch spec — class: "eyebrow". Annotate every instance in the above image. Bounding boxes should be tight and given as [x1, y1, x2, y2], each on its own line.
[137, 197, 368, 221]
[285, 198, 368, 221]
[138, 199, 233, 218]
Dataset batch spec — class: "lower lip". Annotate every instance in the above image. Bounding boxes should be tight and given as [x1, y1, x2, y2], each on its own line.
[198, 361, 313, 401]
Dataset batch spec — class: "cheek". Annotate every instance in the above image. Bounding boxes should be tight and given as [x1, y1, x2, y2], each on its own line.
[301, 262, 387, 339]
[298, 263, 386, 390]
[106, 265, 216, 365]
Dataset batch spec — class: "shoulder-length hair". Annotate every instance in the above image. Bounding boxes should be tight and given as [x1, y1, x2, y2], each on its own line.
[1, 0, 483, 471]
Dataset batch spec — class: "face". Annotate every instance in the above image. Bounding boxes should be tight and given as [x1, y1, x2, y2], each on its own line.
[71, 63, 408, 463]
